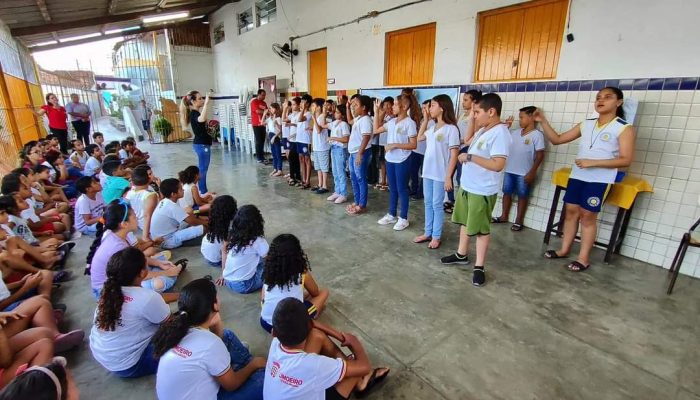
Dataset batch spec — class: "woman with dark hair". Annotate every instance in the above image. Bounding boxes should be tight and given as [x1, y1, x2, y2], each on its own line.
[153, 278, 266, 400]
[0, 356, 80, 400]
[180, 90, 212, 193]
[90, 247, 169, 378]
[29, 94, 69, 154]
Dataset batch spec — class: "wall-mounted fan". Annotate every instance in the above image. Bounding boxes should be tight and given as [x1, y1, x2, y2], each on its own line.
[272, 42, 298, 63]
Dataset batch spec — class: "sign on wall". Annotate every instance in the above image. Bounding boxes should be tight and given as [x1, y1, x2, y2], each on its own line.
[214, 23, 225, 44]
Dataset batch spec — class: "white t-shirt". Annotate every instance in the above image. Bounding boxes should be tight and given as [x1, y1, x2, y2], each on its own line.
[42, 161, 57, 182]
[8, 215, 36, 244]
[384, 117, 418, 164]
[261, 274, 305, 325]
[288, 112, 299, 142]
[150, 198, 188, 238]
[348, 115, 373, 154]
[20, 202, 40, 223]
[570, 118, 629, 184]
[421, 124, 460, 182]
[70, 151, 88, 169]
[461, 124, 511, 196]
[125, 188, 157, 230]
[329, 120, 350, 149]
[457, 113, 472, 149]
[177, 183, 196, 209]
[89, 286, 169, 372]
[156, 328, 230, 400]
[98, 171, 108, 188]
[263, 337, 346, 400]
[0, 271, 10, 302]
[30, 187, 44, 209]
[118, 149, 129, 160]
[312, 115, 330, 152]
[266, 116, 277, 134]
[201, 235, 222, 264]
[505, 128, 545, 176]
[295, 112, 312, 144]
[74, 193, 105, 232]
[282, 123, 290, 139]
[224, 237, 269, 282]
[84, 156, 101, 176]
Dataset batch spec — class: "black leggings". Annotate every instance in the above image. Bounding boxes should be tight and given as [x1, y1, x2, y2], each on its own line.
[50, 127, 68, 154]
[288, 143, 301, 181]
[253, 125, 266, 161]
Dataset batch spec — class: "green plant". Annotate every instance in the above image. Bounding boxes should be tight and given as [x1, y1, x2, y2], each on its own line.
[153, 116, 173, 140]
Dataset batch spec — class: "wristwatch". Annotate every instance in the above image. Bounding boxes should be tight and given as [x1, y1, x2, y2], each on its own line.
[466, 154, 472, 162]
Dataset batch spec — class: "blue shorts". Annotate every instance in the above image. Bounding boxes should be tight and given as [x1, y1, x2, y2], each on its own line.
[259, 300, 318, 334]
[563, 178, 611, 213]
[502, 172, 530, 198]
[282, 138, 291, 150]
[296, 142, 310, 156]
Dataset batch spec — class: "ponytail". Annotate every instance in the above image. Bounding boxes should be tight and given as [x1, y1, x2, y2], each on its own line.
[601, 86, 626, 120]
[152, 311, 191, 358]
[96, 248, 146, 331]
[180, 90, 199, 127]
[84, 221, 105, 275]
[398, 94, 421, 126]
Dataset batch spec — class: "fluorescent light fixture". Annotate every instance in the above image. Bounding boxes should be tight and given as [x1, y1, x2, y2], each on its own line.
[30, 40, 58, 47]
[105, 26, 140, 35]
[190, 15, 205, 20]
[59, 32, 102, 43]
[142, 11, 189, 23]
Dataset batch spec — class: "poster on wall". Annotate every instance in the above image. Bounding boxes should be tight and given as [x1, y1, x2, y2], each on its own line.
[214, 23, 225, 44]
[258, 76, 277, 104]
[360, 87, 461, 113]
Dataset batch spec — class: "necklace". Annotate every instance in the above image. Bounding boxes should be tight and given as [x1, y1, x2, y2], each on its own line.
[589, 119, 614, 149]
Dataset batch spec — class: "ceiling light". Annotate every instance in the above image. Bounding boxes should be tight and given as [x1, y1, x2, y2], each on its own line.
[30, 40, 58, 47]
[59, 32, 102, 43]
[142, 11, 189, 24]
[105, 26, 140, 35]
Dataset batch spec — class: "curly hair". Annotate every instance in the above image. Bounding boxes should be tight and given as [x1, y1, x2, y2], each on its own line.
[177, 166, 199, 185]
[95, 247, 146, 331]
[206, 195, 237, 244]
[264, 234, 310, 291]
[226, 204, 264, 253]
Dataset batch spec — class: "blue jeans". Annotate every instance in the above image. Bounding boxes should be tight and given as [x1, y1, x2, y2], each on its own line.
[269, 134, 283, 171]
[331, 146, 348, 196]
[224, 261, 264, 294]
[113, 343, 159, 378]
[408, 152, 424, 198]
[217, 329, 264, 400]
[386, 158, 411, 219]
[349, 149, 371, 208]
[447, 147, 470, 203]
[423, 178, 445, 239]
[193, 144, 211, 193]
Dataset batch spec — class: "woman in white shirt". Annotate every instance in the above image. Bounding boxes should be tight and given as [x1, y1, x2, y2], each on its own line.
[152, 278, 266, 400]
[90, 247, 169, 378]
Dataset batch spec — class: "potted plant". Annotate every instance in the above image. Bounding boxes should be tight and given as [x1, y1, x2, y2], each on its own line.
[153, 116, 173, 142]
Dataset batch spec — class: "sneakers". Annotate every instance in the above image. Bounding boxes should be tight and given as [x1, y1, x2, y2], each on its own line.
[472, 267, 486, 286]
[378, 214, 398, 225]
[334, 195, 347, 204]
[440, 253, 470, 265]
[393, 218, 409, 231]
[327, 193, 340, 201]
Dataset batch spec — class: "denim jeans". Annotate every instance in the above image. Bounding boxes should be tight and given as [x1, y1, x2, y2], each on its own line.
[224, 261, 264, 294]
[141, 266, 178, 293]
[423, 178, 446, 239]
[161, 225, 204, 249]
[386, 158, 411, 219]
[193, 144, 211, 193]
[113, 343, 159, 378]
[349, 148, 371, 208]
[447, 147, 469, 203]
[408, 152, 424, 198]
[269, 134, 283, 170]
[217, 329, 264, 400]
[331, 146, 348, 196]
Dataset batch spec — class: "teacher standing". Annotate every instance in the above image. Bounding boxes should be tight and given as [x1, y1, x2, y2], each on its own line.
[66, 93, 92, 146]
[250, 89, 268, 163]
[181, 90, 212, 193]
[30, 93, 69, 153]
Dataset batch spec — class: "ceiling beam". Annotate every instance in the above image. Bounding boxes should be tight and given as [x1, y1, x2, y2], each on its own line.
[108, 0, 119, 14]
[12, 0, 230, 37]
[34, 0, 62, 44]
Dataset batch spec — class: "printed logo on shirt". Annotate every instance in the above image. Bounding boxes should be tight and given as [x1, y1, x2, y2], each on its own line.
[601, 133, 610, 142]
[587, 197, 601, 207]
[524, 138, 531, 145]
[123, 295, 133, 303]
[397, 127, 405, 135]
[477, 140, 485, 150]
[436, 133, 444, 142]
[279, 373, 303, 388]
[173, 345, 192, 358]
[270, 361, 280, 378]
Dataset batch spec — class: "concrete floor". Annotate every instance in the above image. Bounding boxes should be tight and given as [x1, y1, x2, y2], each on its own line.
[57, 140, 700, 400]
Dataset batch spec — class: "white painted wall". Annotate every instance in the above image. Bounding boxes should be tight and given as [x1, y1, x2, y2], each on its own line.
[210, 0, 700, 94]
[172, 47, 215, 95]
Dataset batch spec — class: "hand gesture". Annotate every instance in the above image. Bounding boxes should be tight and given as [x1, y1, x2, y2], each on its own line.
[524, 172, 535, 185]
[373, 98, 381, 114]
[355, 155, 362, 166]
[341, 332, 359, 348]
[385, 144, 395, 151]
[505, 116, 514, 128]
[532, 108, 545, 122]
[22, 272, 42, 290]
[421, 104, 430, 119]
[444, 179, 453, 192]
[0, 311, 25, 326]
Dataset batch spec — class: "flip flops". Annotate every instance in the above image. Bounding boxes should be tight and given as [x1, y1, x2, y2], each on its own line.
[567, 261, 590, 272]
[413, 235, 431, 244]
[543, 250, 567, 259]
[173, 258, 188, 272]
[355, 368, 390, 398]
[511, 223, 523, 231]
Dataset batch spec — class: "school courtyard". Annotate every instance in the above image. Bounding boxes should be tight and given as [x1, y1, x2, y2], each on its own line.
[50, 139, 698, 400]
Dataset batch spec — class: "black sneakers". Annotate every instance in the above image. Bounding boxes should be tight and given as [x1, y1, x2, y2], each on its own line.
[472, 267, 486, 286]
[440, 253, 470, 265]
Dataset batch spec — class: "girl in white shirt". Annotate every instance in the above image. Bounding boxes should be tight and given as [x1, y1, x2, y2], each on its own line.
[177, 166, 214, 214]
[325, 105, 351, 204]
[310, 98, 331, 194]
[264, 103, 284, 177]
[152, 278, 266, 400]
[90, 247, 169, 378]
[282, 100, 302, 186]
[201, 195, 237, 266]
[413, 95, 460, 250]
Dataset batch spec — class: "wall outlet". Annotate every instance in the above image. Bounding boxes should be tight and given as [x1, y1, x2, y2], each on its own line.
[372, 24, 381, 35]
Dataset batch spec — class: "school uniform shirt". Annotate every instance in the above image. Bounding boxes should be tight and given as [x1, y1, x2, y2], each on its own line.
[41, 161, 57, 182]
[457, 114, 472, 149]
[150, 198, 188, 239]
[84, 156, 101, 176]
[89, 286, 169, 372]
[201, 235, 223, 264]
[288, 112, 299, 142]
[177, 183, 196, 209]
[98, 171, 108, 187]
[384, 117, 418, 164]
[102, 176, 130, 204]
[461, 124, 511, 196]
[118, 149, 129, 161]
[20, 201, 40, 224]
[282, 123, 291, 140]
[125, 188, 158, 230]
[8, 215, 37, 245]
[74, 193, 105, 232]
[70, 151, 88, 169]
[378, 114, 393, 146]
[421, 124, 460, 182]
[266, 116, 277, 134]
[504, 128, 545, 176]
[0, 271, 10, 303]
[263, 337, 346, 400]
[570, 117, 630, 184]
[312, 115, 330, 152]
[156, 328, 231, 400]
[30, 187, 44, 209]
[347, 115, 373, 154]
[260, 274, 305, 325]
[295, 112, 312, 144]
[90, 231, 129, 290]
[329, 120, 350, 149]
[224, 237, 269, 282]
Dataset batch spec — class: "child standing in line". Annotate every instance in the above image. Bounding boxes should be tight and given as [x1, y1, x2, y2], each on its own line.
[177, 166, 214, 214]
[492, 106, 545, 231]
[413, 95, 460, 250]
[295, 95, 313, 189]
[259, 234, 329, 334]
[371, 97, 393, 191]
[201, 195, 237, 266]
[326, 105, 351, 204]
[283, 99, 302, 186]
[373, 95, 418, 231]
[265, 103, 284, 177]
[150, 179, 208, 249]
[216, 205, 267, 294]
[346, 95, 374, 216]
[280, 101, 292, 179]
[408, 100, 430, 200]
[441, 93, 511, 287]
[74, 176, 105, 235]
[310, 98, 331, 194]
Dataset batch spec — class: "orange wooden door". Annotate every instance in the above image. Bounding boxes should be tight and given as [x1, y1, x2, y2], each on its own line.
[411, 23, 436, 85]
[308, 48, 327, 99]
[5, 74, 40, 143]
[475, 10, 525, 82]
[516, 0, 568, 80]
[385, 23, 436, 86]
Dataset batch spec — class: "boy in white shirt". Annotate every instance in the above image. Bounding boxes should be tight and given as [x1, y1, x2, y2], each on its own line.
[441, 93, 511, 287]
[83, 144, 103, 177]
[492, 106, 545, 231]
[74, 176, 105, 234]
[92, 132, 106, 154]
[150, 178, 208, 249]
[69, 139, 88, 170]
[264, 298, 389, 400]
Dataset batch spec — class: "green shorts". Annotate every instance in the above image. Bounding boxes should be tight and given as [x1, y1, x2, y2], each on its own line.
[451, 188, 497, 236]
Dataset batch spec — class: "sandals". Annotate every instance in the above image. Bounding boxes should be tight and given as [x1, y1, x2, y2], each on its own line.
[346, 206, 365, 216]
[174, 258, 188, 272]
[413, 235, 431, 244]
[543, 250, 567, 259]
[511, 223, 523, 231]
[444, 202, 454, 214]
[379, 185, 389, 191]
[428, 239, 441, 249]
[567, 261, 590, 272]
[53, 270, 72, 283]
[355, 367, 390, 399]
[491, 217, 506, 223]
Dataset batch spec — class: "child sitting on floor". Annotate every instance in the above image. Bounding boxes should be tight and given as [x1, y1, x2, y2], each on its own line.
[83, 144, 103, 177]
[101, 160, 130, 204]
[74, 176, 104, 235]
[150, 179, 207, 249]
[0, 356, 80, 398]
[201, 195, 237, 266]
[216, 205, 267, 294]
[125, 167, 159, 243]
[177, 166, 214, 214]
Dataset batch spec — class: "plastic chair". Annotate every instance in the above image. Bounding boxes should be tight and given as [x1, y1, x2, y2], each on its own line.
[667, 195, 700, 294]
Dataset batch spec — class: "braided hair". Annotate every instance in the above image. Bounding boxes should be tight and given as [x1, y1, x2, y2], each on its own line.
[152, 278, 217, 358]
[206, 195, 237, 244]
[226, 205, 264, 253]
[264, 234, 310, 291]
[84, 199, 132, 275]
[95, 247, 147, 331]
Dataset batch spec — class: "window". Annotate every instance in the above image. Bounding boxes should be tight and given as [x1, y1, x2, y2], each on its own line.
[256, 0, 277, 27]
[238, 7, 254, 35]
[474, 0, 569, 82]
[384, 23, 436, 86]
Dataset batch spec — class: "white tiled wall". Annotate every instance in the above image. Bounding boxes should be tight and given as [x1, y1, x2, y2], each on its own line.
[493, 88, 700, 277]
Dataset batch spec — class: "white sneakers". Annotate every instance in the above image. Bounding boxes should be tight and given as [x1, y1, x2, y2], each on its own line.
[327, 193, 339, 201]
[378, 214, 398, 225]
[334, 195, 347, 204]
[393, 218, 409, 231]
